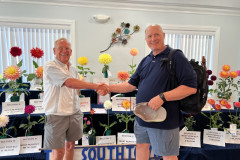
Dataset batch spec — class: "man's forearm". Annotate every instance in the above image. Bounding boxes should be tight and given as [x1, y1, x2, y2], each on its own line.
[109, 82, 136, 93]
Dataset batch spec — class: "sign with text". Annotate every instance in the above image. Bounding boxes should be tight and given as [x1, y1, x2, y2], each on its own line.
[117, 133, 136, 144]
[79, 97, 91, 112]
[0, 138, 20, 157]
[82, 134, 89, 146]
[1, 101, 25, 115]
[112, 97, 131, 111]
[30, 99, 44, 114]
[20, 135, 42, 154]
[179, 131, 201, 148]
[96, 135, 116, 145]
[225, 129, 240, 144]
[203, 129, 226, 147]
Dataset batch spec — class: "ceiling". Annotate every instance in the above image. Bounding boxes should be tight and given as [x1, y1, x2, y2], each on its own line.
[1, 0, 240, 16]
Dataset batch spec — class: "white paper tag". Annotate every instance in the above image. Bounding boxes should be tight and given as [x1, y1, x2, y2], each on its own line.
[107, 70, 112, 77]
[117, 133, 136, 144]
[1, 101, 25, 115]
[203, 129, 226, 147]
[112, 97, 131, 111]
[79, 97, 91, 112]
[96, 135, 116, 145]
[82, 134, 89, 146]
[0, 138, 20, 156]
[225, 129, 240, 144]
[229, 124, 237, 135]
[179, 131, 201, 148]
[29, 99, 44, 114]
[19, 135, 42, 154]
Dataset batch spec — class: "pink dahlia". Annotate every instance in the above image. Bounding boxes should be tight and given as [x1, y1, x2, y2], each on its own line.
[25, 105, 35, 114]
[10, 46, 22, 57]
[30, 47, 44, 58]
[3, 66, 21, 80]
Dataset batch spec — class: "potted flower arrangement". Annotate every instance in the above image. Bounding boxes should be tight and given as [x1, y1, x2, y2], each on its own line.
[0, 65, 29, 102]
[19, 105, 38, 136]
[209, 65, 240, 101]
[98, 53, 112, 78]
[0, 115, 17, 139]
[184, 114, 196, 131]
[99, 100, 117, 135]
[201, 99, 224, 130]
[115, 99, 135, 133]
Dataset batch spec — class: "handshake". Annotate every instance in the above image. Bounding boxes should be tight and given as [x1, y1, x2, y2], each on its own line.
[95, 83, 110, 96]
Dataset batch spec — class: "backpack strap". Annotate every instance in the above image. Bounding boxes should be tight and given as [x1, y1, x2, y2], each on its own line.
[167, 49, 178, 89]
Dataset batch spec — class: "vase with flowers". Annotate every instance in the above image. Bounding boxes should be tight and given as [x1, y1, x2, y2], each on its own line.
[77, 56, 95, 78]
[24, 47, 44, 98]
[0, 65, 29, 102]
[0, 47, 29, 102]
[209, 65, 240, 103]
[87, 109, 96, 145]
[99, 100, 117, 135]
[0, 115, 17, 139]
[201, 99, 224, 130]
[128, 48, 139, 77]
[19, 105, 38, 136]
[98, 53, 112, 78]
[115, 99, 135, 133]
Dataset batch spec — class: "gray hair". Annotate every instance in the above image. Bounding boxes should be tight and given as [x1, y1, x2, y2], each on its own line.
[145, 24, 163, 33]
[54, 38, 71, 48]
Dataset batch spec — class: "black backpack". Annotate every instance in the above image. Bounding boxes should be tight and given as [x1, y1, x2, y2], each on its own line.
[163, 49, 209, 114]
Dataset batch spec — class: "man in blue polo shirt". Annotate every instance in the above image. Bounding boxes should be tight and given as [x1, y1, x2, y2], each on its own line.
[109, 24, 197, 160]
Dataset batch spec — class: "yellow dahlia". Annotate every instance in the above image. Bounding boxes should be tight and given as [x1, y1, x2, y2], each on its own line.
[78, 56, 88, 66]
[122, 99, 131, 110]
[3, 66, 21, 80]
[98, 53, 112, 65]
[36, 66, 43, 79]
[0, 115, 9, 127]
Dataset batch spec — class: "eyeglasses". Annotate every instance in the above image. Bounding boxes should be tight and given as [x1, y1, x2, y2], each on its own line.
[57, 47, 71, 51]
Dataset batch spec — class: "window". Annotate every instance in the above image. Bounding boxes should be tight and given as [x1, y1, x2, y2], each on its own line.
[0, 17, 75, 82]
[145, 25, 220, 72]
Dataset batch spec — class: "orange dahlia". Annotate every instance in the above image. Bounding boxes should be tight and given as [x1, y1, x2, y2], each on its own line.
[222, 65, 230, 72]
[122, 99, 131, 110]
[219, 71, 228, 78]
[117, 71, 130, 82]
[35, 66, 43, 78]
[207, 99, 215, 105]
[220, 99, 228, 106]
[229, 71, 238, 78]
[214, 104, 221, 111]
[130, 48, 138, 56]
[3, 66, 21, 80]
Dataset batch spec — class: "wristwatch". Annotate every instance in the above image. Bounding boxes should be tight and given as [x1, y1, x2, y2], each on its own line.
[159, 93, 167, 103]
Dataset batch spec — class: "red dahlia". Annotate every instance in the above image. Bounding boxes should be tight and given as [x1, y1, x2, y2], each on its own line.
[10, 46, 22, 57]
[30, 47, 44, 58]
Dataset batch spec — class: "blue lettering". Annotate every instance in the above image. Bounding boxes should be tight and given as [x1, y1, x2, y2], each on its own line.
[126, 145, 134, 159]
[107, 146, 115, 160]
[97, 147, 105, 160]
[88, 148, 96, 160]
[82, 148, 88, 160]
[116, 146, 124, 160]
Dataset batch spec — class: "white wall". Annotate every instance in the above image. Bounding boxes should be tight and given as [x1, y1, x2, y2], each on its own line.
[0, 2, 239, 78]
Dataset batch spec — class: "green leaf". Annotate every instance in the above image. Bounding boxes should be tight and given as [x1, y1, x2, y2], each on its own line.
[33, 60, 39, 68]
[17, 59, 23, 67]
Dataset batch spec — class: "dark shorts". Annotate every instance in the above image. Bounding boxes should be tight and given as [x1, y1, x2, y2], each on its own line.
[44, 111, 83, 149]
[134, 120, 179, 156]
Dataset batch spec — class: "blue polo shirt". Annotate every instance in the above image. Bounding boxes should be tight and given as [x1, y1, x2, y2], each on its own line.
[128, 45, 197, 129]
